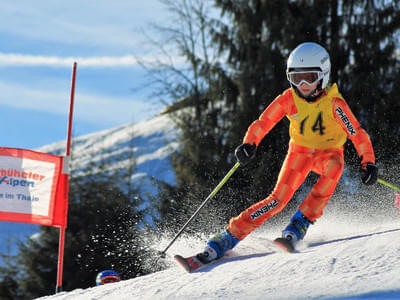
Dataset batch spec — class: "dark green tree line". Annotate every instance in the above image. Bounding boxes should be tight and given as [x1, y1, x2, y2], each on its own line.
[0, 241, 21, 300]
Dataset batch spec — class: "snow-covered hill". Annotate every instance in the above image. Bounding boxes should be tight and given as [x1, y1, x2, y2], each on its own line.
[38, 211, 400, 300]
[38, 113, 179, 194]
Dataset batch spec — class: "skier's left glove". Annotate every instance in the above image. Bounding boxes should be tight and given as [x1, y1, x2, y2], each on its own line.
[235, 143, 256, 166]
[360, 162, 378, 185]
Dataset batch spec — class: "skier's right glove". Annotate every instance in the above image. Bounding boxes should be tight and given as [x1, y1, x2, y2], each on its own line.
[360, 162, 378, 185]
[235, 143, 256, 166]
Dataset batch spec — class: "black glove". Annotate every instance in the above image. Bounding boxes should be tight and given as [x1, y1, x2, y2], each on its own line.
[235, 143, 256, 166]
[360, 162, 378, 185]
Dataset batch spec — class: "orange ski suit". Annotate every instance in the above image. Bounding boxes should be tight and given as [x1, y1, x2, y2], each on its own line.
[227, 84, 375, 240]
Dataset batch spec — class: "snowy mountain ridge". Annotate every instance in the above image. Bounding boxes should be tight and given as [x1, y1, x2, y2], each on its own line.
[38, 213, 400, 300]
[37, 113, 179, 194]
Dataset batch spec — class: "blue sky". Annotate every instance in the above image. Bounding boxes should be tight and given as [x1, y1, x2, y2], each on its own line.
[0, 0, 170, 150]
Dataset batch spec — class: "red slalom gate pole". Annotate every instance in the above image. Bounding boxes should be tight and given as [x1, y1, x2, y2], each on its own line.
[56, 62, 77, 293]
[56, 227, 66, 293]
[66, 62, 77, 157]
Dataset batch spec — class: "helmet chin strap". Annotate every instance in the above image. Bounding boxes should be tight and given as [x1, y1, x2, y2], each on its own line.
[293, 80, 323, 103]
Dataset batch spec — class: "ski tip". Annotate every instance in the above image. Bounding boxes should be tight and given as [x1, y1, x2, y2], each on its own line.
[273, 237, 295, 253]
[174, 255, 192, 273]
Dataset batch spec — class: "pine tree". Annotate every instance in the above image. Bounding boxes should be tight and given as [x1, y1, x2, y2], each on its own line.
[0, 240, 22, 300]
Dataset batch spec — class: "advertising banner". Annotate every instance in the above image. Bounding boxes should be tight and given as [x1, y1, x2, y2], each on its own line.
[0, 147, 67, 227]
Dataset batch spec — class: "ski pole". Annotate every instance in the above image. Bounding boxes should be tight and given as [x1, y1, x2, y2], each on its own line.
[159, 162, 241, 257]
[377, 178, 400, 192]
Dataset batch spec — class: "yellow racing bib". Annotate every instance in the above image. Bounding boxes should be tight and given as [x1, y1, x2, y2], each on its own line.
[287, 84, 347, 149]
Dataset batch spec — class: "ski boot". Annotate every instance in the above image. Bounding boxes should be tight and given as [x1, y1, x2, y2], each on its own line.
[196, 228, 240, 264]
[274, 210, 313, 252]
[282, 209, 313, 242]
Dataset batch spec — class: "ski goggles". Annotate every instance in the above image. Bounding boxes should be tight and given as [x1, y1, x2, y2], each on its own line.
[101, 276, 120, 285]
[287, 71, 323, 87]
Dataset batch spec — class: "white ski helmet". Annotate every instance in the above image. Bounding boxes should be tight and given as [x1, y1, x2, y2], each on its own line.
[286, 42, 331, 89]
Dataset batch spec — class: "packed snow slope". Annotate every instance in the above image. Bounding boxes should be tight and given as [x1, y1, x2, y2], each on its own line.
[39, 210, 400, 300]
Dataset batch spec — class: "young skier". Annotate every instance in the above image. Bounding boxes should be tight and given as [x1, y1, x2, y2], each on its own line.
[198, 42, 378, 262]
